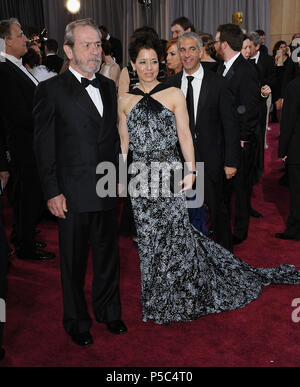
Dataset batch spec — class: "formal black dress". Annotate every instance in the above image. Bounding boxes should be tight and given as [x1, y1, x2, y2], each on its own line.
[127, 84, 300, 325]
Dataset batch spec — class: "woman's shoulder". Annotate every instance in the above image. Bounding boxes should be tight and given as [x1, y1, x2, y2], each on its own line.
[161, 85, 184, 99]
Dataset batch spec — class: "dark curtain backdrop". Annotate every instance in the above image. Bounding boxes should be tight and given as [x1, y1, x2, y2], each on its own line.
[0, 0, 44, 37]
[42, 0, 270, 66]
[1, 0, 270, 66]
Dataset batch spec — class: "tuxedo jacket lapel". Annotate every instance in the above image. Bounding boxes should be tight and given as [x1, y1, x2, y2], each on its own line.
[196, 69, 210, 125]
[5, 58, 37, 90]
[63, 69, 103, 126]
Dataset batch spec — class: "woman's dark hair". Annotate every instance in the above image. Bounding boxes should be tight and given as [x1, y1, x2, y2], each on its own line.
[243, 33, 250, 42]
[129, 33, 162, 63]
[22, 48, 40, 68]
[132, 26, 159, 39]
[217, 23, 244, 52]
[272, 40, 287, 57]
[101, 39, 112, 56]
[198, 32, 216, 57]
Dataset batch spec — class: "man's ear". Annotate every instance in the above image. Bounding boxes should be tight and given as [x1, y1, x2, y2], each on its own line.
[186, 28, 192, 33]
[63, 45, 73, 61]
[4, 37, 12, 49]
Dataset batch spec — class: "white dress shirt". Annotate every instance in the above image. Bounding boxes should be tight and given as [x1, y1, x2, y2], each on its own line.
[69, 66, 103, 117]
[223, 52, 241, 77]
[181, 64, 204, 124]
[250, 50, 260, 64]
[0, 51, 39, 86]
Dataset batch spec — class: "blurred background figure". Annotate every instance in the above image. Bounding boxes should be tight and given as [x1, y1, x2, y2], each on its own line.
[44, 38, 63, 74]
[100, 39, 121, 87]
[241, 34, 251, 60]
[171, 16, 195, 39]
[272, 40, 292, 122]
[256, 29, 269, 55]
[165, 38, 182, 77]
[99, 25, 123, 66]
[22, 43, 57, 82]
[198, 32, 218, 72]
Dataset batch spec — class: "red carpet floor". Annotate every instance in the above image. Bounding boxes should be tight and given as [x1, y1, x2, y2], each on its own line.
[1, 123, 300, 367]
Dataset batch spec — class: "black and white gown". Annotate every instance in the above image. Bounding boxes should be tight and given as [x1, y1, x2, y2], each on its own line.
[126, 84, 300, 325]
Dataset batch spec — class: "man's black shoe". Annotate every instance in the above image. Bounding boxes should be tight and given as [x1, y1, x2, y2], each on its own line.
[0, 347, 5, 361]
[250, 208, 263, 218]
[16, 248, 55, 261]
[106, 320, 128, 335]
[275, 233, 300, 241]
[71, 332, 93, 347]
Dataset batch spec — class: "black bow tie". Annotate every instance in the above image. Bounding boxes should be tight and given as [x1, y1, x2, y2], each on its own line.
[81, 77, 100, 88]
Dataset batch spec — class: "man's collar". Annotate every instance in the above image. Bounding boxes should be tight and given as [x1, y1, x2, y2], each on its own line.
[225, 52, 240, 68]
[69, 65, 96, 83]
[0, 52, 23, 67]
[250, 50, 260, 63]
[183, 64, 204, 79]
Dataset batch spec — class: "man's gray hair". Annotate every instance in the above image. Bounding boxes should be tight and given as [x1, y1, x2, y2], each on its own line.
[249, 31, 261, 47]
[64, 18, 102, 47]
[178, 32, 203, 50]
[0, 18, 21, 39]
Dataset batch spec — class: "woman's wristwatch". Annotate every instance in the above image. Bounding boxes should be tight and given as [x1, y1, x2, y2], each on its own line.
[187, 170, 198, 176]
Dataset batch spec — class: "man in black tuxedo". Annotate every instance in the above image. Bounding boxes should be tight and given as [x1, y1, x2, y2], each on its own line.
[255, 30, 269, 56]
[276, 76, 300, 241]
[34, 19, 127, 347]
[44, 39, 63, 74]
[248, 31, 276, 216]
[166, 32, 240, 251]
[0, 18, 55, 261]
[99, 25, 122, 66]
[214, 24, 261, 245]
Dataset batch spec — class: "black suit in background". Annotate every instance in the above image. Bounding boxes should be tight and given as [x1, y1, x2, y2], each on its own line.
[260, 45, 269, 56]
[43, 54, 64, 74]
[166, 67, 240, 251]
[250, 53, 276, 182]
[219, 54, 261, 241]
[278, 76, 300, 239]
[34, 70, 122, 335]
[0, 57, 44, 257]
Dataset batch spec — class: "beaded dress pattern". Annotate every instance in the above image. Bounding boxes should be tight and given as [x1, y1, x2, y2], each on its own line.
[126, 83, 300, 325]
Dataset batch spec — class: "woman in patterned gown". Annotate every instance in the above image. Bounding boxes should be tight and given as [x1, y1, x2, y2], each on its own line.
[118, 35, 300, 325]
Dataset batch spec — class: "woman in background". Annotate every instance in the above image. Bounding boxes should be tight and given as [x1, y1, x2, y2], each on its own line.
[100, 39, 121, 87]
[272, 40, 292, 122]
[165, 38, 182, 77]
[198, 33, 218, 72]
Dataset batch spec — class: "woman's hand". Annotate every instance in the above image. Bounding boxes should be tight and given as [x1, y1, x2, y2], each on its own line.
[179, 172, 196, 193]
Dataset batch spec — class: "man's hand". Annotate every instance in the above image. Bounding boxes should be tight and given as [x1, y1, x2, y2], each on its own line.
[224, 166, 237, 180]
[261, 85, 271, 98]
[47, 194, 68, 219]
[0, 171, 9, 189]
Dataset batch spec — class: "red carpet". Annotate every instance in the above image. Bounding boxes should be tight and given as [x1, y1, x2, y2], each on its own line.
[1, 123, 300, 367]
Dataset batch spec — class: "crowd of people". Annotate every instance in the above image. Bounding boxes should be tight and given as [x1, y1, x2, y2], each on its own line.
[0, 14, 300, 357]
